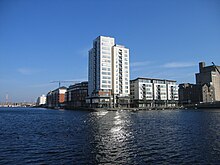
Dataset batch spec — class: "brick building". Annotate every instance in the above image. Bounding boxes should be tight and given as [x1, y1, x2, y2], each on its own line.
[46, 86, 67, 108]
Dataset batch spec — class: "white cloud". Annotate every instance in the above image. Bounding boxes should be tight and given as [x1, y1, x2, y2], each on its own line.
[18, 68, 33, 75]
[17, 68, 41, 75]
[28, 83, 53, 88]
[130, 61, 152, 67]
[162, 62, 196, 68]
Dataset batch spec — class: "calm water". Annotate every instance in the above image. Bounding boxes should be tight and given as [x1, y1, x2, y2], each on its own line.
[0, 108, 220, 164]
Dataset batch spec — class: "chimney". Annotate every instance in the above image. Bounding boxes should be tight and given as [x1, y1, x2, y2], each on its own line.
[199, 62, 205, 72]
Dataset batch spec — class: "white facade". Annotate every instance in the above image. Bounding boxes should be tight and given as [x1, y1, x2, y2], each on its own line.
[130, 78, 178, 107]
[167, 83, 179, 100]
[88, 36, 130, 99]
[130, 79, 153, 100]
[88, 36, 115, 97]
[112, 45, 130, 96]
[36, 94, 46, 106]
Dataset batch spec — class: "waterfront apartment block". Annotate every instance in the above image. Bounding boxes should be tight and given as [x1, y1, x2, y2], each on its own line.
[36, 94, 46, 106]
[87, 36, 130, 108]
[130, 78, 178, 108]
[196, 62, 220, 102]
[65, 81, 88, 109]
[46, 86, 67, 108]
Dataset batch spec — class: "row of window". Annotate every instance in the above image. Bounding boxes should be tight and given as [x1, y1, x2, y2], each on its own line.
[115, 65, 129, 69]
[102, 72, 111, 75]
[141, 92, 152, 95]
[115, 85, 129, 89]
[115, 57, 129, 61]
[102, 51, 110, 55]
[115, 74, 129, 79]
[102, 55, 111, 59]
[102, 46, 110, 51]
[102, 63, 111, 67]
[102, 85, 111, 88]
[102, 67, 111, 71]
[102, 59, 111, 63]
[115, 89, 129, 93]
[115, 81, 129, 85]
[102, 76, 111, 79]
[101, 41, 114, 46]
[102, 80, 111, 84]
[155, 92, 167, 95]
[116, 61, 129, 65]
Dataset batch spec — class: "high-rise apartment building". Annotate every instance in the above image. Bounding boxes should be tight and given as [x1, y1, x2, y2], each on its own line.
[112, 45, 130, 107]
[88, 36, 130, 108]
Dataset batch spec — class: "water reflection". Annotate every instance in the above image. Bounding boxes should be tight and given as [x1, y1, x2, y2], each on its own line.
[91, 110, 134, 164]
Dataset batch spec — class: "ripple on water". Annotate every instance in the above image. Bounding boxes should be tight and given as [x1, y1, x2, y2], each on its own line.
[0, 108, 220, 164]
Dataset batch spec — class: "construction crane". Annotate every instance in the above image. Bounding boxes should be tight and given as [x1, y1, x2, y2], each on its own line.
[212, 62, 220, 74]
[50, 80, 80, 88]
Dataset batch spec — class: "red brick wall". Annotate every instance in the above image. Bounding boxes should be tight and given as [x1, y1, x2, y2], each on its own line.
[59, 94, 65, 103]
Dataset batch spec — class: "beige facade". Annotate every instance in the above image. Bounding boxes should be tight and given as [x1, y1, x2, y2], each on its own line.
[196, 62, 220, 102]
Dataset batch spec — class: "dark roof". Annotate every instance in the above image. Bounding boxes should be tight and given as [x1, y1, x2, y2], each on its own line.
[130, 77, 176, 82]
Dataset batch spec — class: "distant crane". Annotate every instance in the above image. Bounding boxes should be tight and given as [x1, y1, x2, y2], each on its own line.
[50, 80, 80, 88]
[212, 62, 220, 74]
[5, 94, 8, 105]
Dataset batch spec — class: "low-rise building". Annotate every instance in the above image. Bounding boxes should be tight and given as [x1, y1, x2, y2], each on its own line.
[36, 94, 46, 106]
[179, 62, 218, 105]
[65, 81, 88, 108]
[46, 86, 67, 108]
[130, 77, 178, 108]
[178, 83, 202, 105]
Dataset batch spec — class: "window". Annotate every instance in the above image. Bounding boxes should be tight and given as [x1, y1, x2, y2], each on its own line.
[102, 51, 110, 55]
[102, 85, 107, 88]
[103, 76, 111, 79]
[102, 72, 111, 75]
[102, 46, 110, 50]
[102, 55, 110, 59]
[102, 59, 111, 63]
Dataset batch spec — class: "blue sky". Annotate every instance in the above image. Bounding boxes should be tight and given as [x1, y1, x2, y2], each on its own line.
[0, 0, 220, 102]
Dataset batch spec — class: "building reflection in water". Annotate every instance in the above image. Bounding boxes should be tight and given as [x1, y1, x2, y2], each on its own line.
[91, 110, 135, 164]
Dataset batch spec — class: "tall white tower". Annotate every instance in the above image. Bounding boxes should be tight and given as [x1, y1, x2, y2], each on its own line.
[88, 36, 130, 108]
[112, 45, 130, 96]
[88, 36, 115, 97]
